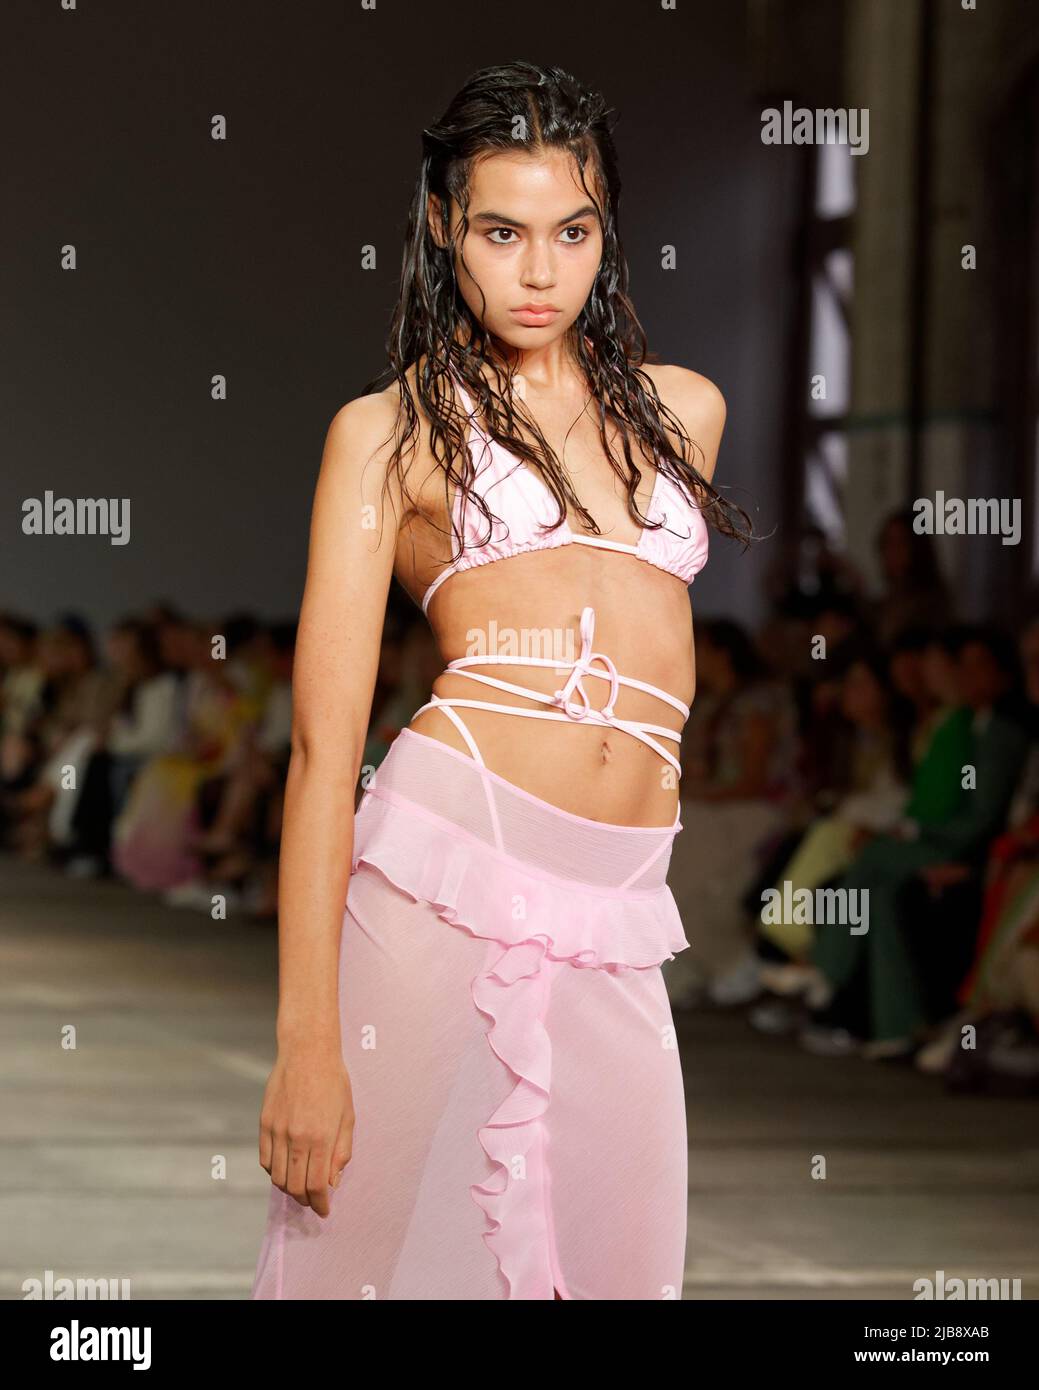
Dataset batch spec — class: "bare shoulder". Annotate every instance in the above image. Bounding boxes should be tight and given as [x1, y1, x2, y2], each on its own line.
[323, 386, 403, 473]
[641, 363, 727, 483]
[321, 376, 434, 518]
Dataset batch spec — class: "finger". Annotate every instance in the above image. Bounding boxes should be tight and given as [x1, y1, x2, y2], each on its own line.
[306, 1144, 333, 1218]
[270, 1129, 290, 1192]
[286, 1137, 313, 1207]
[258, 1117, 273, 1174]
[330, 1113, 355, 1190]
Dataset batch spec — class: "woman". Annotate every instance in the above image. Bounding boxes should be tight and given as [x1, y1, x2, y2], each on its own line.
[870, 508, 952, 646]
[756, 647, 913, 971]
[110, 620, 253, 893]
[665, 619, 799, 1007]
[250, 62, 750, 1301]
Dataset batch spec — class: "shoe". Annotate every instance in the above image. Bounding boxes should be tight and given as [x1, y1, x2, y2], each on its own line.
[748, 996, 806, 1036]
[797, 1023, 861, 1057]
[708, 953, 764, 1007]
[64, 854, 103, 879]
[163, 881, 219, 910]
[757, 963, 822, 997]
[804, 971, 835, 1011]
[914, 1014, 974, 1075]
[986, 1022, 1039, 1085]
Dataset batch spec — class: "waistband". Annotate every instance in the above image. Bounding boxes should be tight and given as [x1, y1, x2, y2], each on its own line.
[362, 725, 681, 893]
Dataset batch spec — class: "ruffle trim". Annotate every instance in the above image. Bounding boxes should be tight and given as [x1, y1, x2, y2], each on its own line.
[349, 788, 689, 1299]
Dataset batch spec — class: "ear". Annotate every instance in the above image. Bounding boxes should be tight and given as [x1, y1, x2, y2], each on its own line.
[427, 193, 448, 249]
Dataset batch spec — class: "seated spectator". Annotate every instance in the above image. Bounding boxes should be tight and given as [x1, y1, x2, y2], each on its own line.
[870, 507, 953, 645]
[913, 615, 1039, 1083]
[109, 620, 254, 892]
[3, 616, 109, 858]
[0, 615, 45, 804]
[757, 645, 914, 973]
[666, 618, 801, 1009]
[168, 620, 297, 914]
[60, 618, 180, 877]
[804, 624, 1031, 1059]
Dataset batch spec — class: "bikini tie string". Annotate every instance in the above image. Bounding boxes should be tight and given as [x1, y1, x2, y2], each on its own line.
[551, 606, 621, 722]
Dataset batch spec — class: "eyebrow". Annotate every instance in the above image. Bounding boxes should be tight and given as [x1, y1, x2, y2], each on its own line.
[469, 204, 599, 229]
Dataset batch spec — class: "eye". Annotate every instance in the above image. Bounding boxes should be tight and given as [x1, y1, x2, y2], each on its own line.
[560, 225, 590, 243]
[486, 228, 517, 244]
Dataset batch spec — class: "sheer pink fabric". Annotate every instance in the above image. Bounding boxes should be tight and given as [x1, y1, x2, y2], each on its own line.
[251, 728, 690, 1300]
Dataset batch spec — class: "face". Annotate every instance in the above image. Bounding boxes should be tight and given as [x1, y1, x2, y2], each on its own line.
[888, 648, 926, 703]
[106, 628, 142, 674]
[38, 630, 71, 676]
[840, 661, 885, 726]
[430, 148, 604, 354]
[957, 641, 1008, 709]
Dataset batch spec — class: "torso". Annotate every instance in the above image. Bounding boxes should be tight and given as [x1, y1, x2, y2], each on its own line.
[387, 359, 698, 828]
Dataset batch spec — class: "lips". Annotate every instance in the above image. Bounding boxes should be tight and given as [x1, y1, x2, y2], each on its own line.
[510, 306, 561, 325]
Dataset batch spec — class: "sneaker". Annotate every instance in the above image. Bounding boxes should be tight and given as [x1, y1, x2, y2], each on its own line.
[748, 996, 806, 1036]
[163, 881, 219, 910]
[757, 963, 822, 997]
[708, 952, 764, 1007]
[797, 1023, 861, 1057]
[64, 854, 103, 879]
[804, 972, 835, 1011]
[914, 1014, 974, 1075]
[986, 1025, 1039, 1084]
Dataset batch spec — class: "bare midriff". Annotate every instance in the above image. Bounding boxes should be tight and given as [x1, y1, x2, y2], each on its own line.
[405, 545, 695, 829]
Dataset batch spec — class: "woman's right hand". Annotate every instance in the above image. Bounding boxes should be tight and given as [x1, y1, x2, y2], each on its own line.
[258, 1043, 355, 1218]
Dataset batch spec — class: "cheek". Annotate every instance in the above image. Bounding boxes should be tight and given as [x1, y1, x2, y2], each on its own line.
[572, 243, 602, 292]
[457, 242, 506, 288]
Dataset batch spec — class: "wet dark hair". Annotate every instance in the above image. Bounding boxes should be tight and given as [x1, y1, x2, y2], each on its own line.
[361, 60, 754, 568]
[835, 642, 915, 781]
[110, 616, 163, 672]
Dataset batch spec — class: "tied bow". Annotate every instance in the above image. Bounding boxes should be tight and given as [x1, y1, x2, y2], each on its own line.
[552, 606, 620, 721]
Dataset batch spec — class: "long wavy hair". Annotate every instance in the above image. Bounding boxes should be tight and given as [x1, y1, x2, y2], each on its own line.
[361, 60, 755, 566]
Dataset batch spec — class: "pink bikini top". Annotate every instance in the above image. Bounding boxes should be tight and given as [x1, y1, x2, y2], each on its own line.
[409, 369, 712, 814]
[420, 373, 710, 615]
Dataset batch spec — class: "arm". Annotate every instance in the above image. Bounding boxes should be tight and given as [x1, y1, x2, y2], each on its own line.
[259, 391, 404, 1218]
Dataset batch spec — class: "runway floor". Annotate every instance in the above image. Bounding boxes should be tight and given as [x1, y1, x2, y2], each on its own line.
[2, 854, 1037, 1300]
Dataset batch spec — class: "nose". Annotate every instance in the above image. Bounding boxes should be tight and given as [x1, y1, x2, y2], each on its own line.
[520, 241, 558, 288]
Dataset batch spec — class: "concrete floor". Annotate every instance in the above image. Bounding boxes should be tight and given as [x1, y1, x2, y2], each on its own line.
[2, 854, 1037, 1301]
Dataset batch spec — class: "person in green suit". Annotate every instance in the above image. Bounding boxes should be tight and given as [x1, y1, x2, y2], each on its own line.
[809, 626, 1030, 1052]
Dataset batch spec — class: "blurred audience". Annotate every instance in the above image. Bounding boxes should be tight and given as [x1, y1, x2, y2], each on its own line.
[3, 507, 1038, 1093]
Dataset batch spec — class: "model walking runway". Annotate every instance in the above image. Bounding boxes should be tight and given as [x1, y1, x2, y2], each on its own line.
[249, 58, 745, 1302]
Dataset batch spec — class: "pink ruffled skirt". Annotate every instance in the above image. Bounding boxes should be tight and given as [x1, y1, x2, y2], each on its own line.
[251, 727, 690, 1300]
